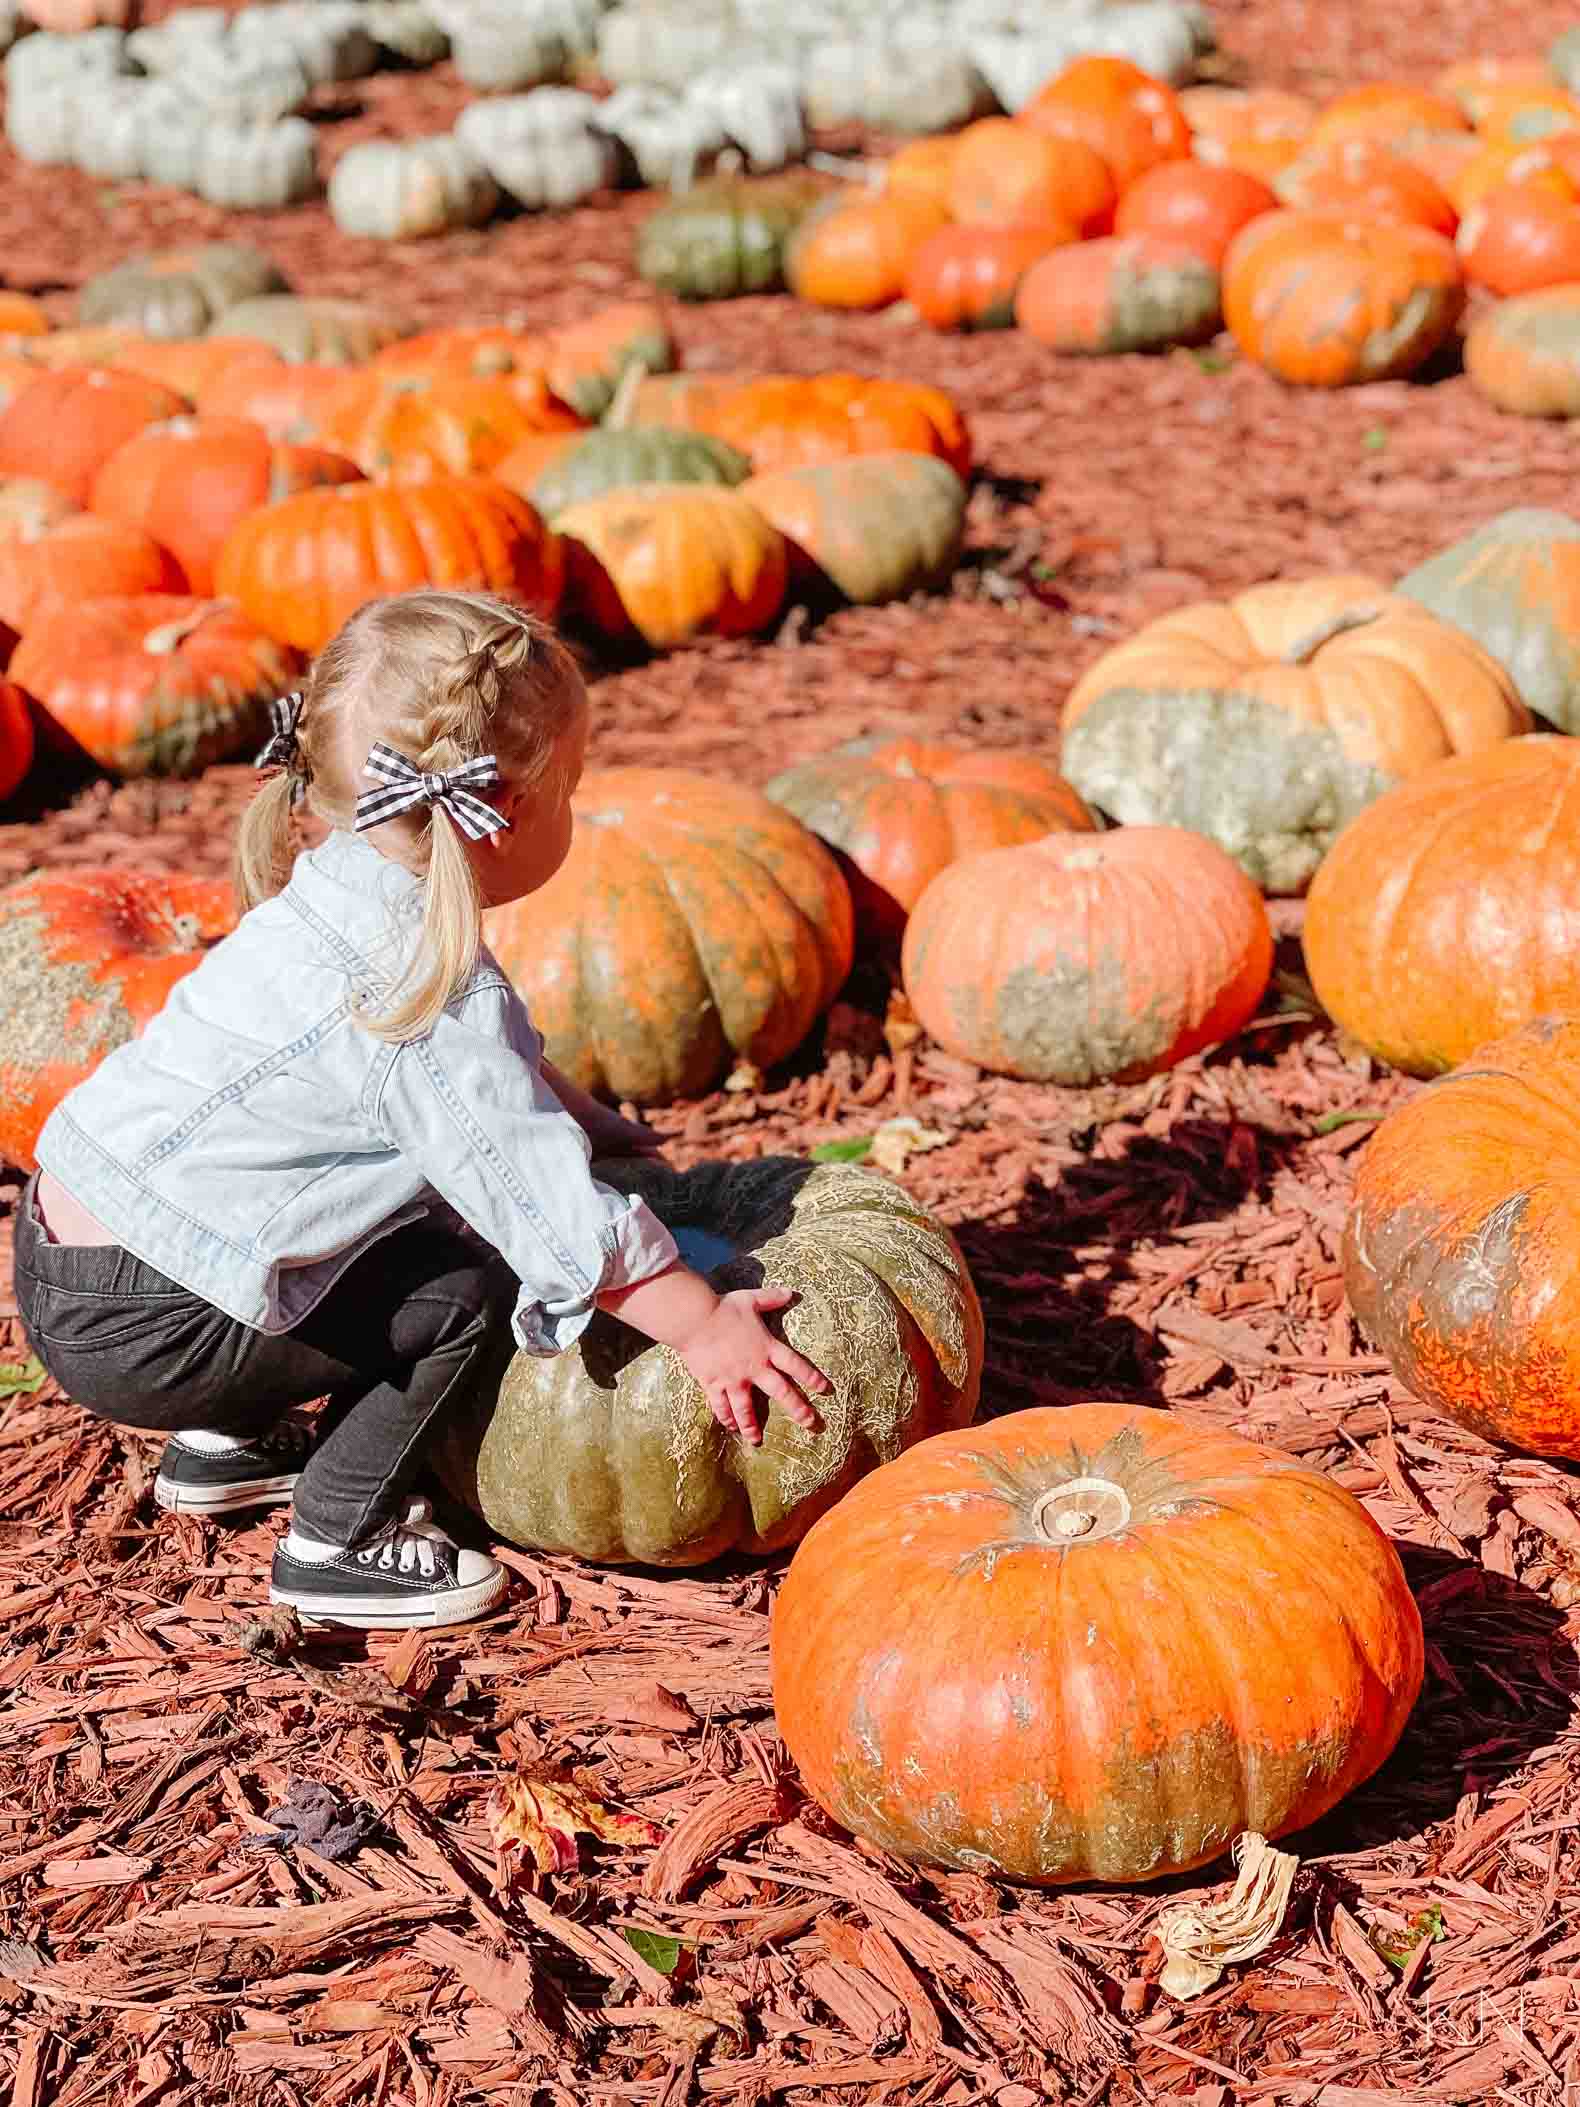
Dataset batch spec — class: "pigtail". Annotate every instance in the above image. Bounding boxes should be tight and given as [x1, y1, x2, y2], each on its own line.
[360, 806, 483, 1042]
[234, 769, 298, 912]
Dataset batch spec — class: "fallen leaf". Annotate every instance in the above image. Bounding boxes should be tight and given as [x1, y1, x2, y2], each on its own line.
[868, 1117, 950, 1175]
[0, 1357, 46, 1399]
[488, 1775, 665, 1889]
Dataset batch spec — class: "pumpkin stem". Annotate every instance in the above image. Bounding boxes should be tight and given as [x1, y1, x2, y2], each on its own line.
[1281, 606, 1383, 665]
[1031, 1475, 1132, 1544]
[604, 354, 651, 433]
[143, 608, 213, 656]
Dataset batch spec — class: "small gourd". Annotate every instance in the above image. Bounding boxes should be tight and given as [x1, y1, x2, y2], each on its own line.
[329, 135, 499, 240]
[198, 118, 320, 212]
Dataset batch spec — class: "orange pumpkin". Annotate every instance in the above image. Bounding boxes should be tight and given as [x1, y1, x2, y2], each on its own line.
[904, 222, 1076, 329]
[317, 373, 583, 481]
[1345, 1014, 1580, 1462]
[785, 191, 950, 311]
[1020, 56, 1191, 191]
[0, 870, 237, 1172]
[772, 1403, 1424, 1884]
[902, 826, 1273, 1083]
[1180, 85, 1314, 169]
[1398, 130, 1484, 202]
[369, 326, 547, 385]
[1436, 56, 1561, 125]
[697, 375, 972, 478]
[539, 300, 676, 420]
[215, 477, 563, 656]
[0, 478, 79, 545]
[882, 136, 960, 212]
[1457, 179, 1580, 293]
[1476, 87, 1580, 149]
[0, 368, 188, 505]
[107, 336, 286, 407]
[1274, 141, 1458, 234]
[947, 119, 1116, 235]
[765, 738, 1096, 941]
[10, 596, 302, 780]
[483, 768, 853, 1103]
[556, 484, 786, 650]
[1113, 160, 1278, 267]
[1014, 233, 1222, 354]
[1222, 210, 1464, 385]
[1465, 283, 1580, 414]
[0, 677, 32, 802]
[90, 417, 363, 597]
[192, 357, 353, 444]
[1305, 738, 1580, 1073]
[1309, 82, 1468, 152]
[0, 515, 186, 632]
[0, 294, 50, 338]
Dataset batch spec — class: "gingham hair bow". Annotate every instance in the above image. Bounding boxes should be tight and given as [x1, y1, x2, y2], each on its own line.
[354, 741, 510, 841]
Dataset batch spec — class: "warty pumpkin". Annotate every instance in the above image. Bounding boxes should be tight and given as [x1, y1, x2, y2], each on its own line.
[0, 514, 186, 633]
[1113, 160, 1277, 267]
[1396, 507, 1580, 729]
[785, 190, 949, 312]
[214, 477, 564, 655]
[1345, 1014, 1580, 1462]
[1273, 140, 1458, 234]
[10, 596, 304, 781]
[1020, 56, 1192, 193]
[905, 223, 1076, 330]
[1456, 179, 1580, 294]
[946, 118, 1115, 236]
[0, 869, 237, 1172]
[555, 483, 787, 651]
[0, 367, 188, 505]
[1222, 210, 1465, 386]
[901, 826, 1273, 1085]
[1014, 232, 1223, 354]
[1061, 575, 1529, 892]
[484, 767, 853, 1104]
[1464, 282, 1580, 415]
[433, 1154, 983, 1565]
[765, 737, 1095, 943]
[739, 453, 966, 608]
[1304, 736, 1580, 1074]
[771, 1403, 1423, 1884]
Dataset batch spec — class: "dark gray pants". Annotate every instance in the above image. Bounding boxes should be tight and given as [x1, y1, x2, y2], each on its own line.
[13, 1178, 517, 1546]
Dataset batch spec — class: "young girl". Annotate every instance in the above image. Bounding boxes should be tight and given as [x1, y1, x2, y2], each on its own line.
[14, 590, 830, 1629]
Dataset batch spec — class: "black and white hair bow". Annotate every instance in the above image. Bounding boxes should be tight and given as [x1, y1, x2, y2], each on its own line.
[256, 691, 308, 800]
[354, 742, 511, 841]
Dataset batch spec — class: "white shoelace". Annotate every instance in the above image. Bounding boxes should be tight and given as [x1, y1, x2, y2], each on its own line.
[352, 1497, 451, 1580]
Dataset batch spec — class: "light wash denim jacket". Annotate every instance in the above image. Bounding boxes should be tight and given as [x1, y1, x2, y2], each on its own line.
[35, 829, 679, 1350]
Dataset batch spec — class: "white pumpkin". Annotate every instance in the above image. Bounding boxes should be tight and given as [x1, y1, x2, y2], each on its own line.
[687, 62, 803, 173]
[126, 11, 230, 72]
[197, 117, 320, 210]
[139, 102, 209, 191]
[230, 4, 379, 85]
[6, 80, 81, 163]
[180, 50, 312, 123]
[5, 24, 127, 90]
[362, 2, 451, 66]
[75, 79, 173, 180]
[451, 15, 571, 90]
[454, 87, 618, 210]
[328, 134, 499, 239]
[596, 1, 740, 91]
[594, 84, 726, 190]
[801, 37, 991, 131]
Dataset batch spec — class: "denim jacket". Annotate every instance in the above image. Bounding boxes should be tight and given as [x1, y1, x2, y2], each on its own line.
[36, 829, 679, 1351]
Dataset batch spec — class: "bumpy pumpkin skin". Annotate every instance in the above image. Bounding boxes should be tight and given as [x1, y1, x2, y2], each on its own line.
[0, 870, 237, 1171]
[432, 1155, 984, 1565]
[1061, 575, 1530, 892]
[771, 1404, 1424, 1884]
[739, 453, 966, 607]
[484, 768, 854, 1104]
[1396, 508, 1580, 730]
[1304, 737, 1580, 1075]
[901, 827, 1273, 1085]
[1345, 1016, 1580, 1461]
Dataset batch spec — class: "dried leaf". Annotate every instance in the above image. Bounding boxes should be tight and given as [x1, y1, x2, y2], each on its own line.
[867, 1117, 950, 1176]
[1156, 1834, 1300, 1998]
[488, 1774, 664, 1888]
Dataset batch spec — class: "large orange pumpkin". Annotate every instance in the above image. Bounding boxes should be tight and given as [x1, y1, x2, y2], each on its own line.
[901, 826, 1273, 1084]
[555, 484, 787, 651]
[882, 137, 960, 212]
[0, 870, 237, 1172]
[947, 119, 1116, 235]
[1014, 233, 1222, 353]
[1309, 82, 1468, 152]
[89, 417, 363, 596]
[688, 375, 972, 479]
[785, 191, 949, 311]
[215, 477, 564, 655]
[107, 336, 286, 407]
[1304, 736, 1580, 1073]
[483, 768, 853, 1104]
[1180, 85, 1314, 174]
[905, 223, 1076, 329]
[1465, 282, 1580, 415]
[1345, 1014, 1580, 1462]
[1020, 56, 1192, 191]
[1274, 141, 1458, 234]
[0, 368, 188, 505]
[1222, 210, 1464, 385]
[316, 373, 584, 481]
[1113, 160, 1278, 267]
[10, 596, 303, 780]
[193, 357, 355, 444]
[772, 1403, 1424, 1884]
[0, 515, 186, 633]
[1456, 179, 1580, 293]
[765, 738, 1095, 943]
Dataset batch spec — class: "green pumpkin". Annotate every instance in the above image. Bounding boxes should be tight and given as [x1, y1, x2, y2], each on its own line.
[741, 451, 967, 605]
[431, 1155, 984, 1566]
[530, 428, 751, 517]
[79, 242, 288, 340]
[637, 172, 830, 300]
[1396, 508, 1580, 733]
[208, 294, 412, 364]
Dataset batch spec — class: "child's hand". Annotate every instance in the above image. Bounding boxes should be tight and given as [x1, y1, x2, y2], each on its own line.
[676, 1286, 832, 1447]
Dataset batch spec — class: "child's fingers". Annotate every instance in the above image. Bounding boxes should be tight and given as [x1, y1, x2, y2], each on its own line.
[749, 1285, 796, 1313]
[756, 1366, 822, 1431]
[769, 1338, 833, 1395]
[723, 1381, 763, 1445]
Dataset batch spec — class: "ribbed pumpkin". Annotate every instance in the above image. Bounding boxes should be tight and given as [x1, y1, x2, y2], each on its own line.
[1309, 83, 1467, 152]
[631, 373, 973, 479]
[369, 327, 545, 386]
[208, 295, 410, 366]
[0, 368, 188, 505]
[78, 242, 287, 339]
[556, 485, 786, 651]
[316, 373, 583, 481]
[1304, 737, 1580, 1074]
[89, 417, 363, 596]
[9, 597, 303, 780]
[1396, 508, 1580, 729]
[1222, 211, 1464, 386]
[483, 768, 854, 1104]
[0, 679, 32, 803]
[433, 1155, 983, 1565]
[1020, 56, 1192, 192]
[1345, 1015, 1580, 1462]
[0, 870, 237, 1172]
[902, 827, 1273, 1084]
[905, 223, 1076, 329]
[773, 1404, 1423, 1884]
[1062, 576, 1529, 892]
[539, 300, 676, 420]
[498, 428, 751, 520]
[1015, 233, 1222, 354]
[1465, 283, 1580, 415]
[740, 453, 966, 607]
[1457, 180, 1580, 294]
[0, 515, 187, 633]
[193, 357, 356, 444]
[637, 173, 831, 300]
[1113, 161, 1277, 267]
[946, 119, 1115, 236]
[106, 336, 287, 408]
[215, 478, 564, 655]
[785, 191, 949, 311]
[1274, 141, 1458, 234]
[765, 737, 1095, 942]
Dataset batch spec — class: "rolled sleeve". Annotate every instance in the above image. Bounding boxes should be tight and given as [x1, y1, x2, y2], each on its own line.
[375, 979, 679, 1355]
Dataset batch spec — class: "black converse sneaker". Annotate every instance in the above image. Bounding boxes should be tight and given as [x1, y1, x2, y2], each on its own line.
[268, 1497, 509, 1630]
[153, 1419, 313, 1517]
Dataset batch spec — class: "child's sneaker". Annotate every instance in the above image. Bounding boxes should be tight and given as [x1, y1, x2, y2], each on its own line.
[268, 1497, 508, 1629]
[154, 1418, 313, 1516]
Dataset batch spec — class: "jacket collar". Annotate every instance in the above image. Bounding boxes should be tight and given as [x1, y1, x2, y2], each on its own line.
[291, 828, 424, 926]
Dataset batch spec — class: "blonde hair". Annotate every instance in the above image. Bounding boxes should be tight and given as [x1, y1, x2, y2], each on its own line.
[237, 590, 586, 1042]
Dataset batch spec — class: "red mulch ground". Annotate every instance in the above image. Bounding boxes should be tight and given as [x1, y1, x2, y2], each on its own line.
[6, 0, 1580, 2102]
